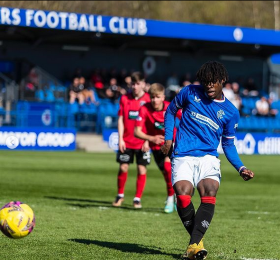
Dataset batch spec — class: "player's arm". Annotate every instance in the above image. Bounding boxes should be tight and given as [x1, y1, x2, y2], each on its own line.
[134, 126, 164, 144]
[161, 88, 188, 155]
[117, 96, 126, 153]
[118, 115, 126, 153]
[222, 111, 254, 181]
[135, 106, 164, 145]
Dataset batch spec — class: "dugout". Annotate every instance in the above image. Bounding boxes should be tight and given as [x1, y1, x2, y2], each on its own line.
[1, 6, 280, 93]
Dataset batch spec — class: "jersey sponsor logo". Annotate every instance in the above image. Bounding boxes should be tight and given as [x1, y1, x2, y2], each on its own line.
[191, 111, 219, 130]
[217, 109, 225, 119]
[194, 96, 201, 103]
[128, 110, 139, 119]
[154, 121, 164, 130]
[119, 154, 130, 162]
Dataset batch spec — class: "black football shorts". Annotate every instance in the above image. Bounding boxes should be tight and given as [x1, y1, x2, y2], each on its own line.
[117, 148, 151, 166]
[152, 149, 166, 171]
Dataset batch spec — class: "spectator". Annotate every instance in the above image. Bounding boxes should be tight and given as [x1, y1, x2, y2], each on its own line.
[69, 77, 85, 104]
[243, 77, 259, 97]
[222, 82, 235, 103]
[109, 68, 118, 83]
[90, 69, 103, 86]
[91, 69, 107, 99]
[144, 82, 151, 93]
[118, 68, 128, 87]
[231, 82, 243, 113]
[232, 82, 240, 95]
[180, 72, 192, 86]
[105, 78, 124, 103]
[80, 77, 99, 105]
[255, 96, 270, 117]
[166, 73, 180, 101]
[122, 76, 132, 94]
[268, 97, 278, 117]
[182, 81, 191, 87]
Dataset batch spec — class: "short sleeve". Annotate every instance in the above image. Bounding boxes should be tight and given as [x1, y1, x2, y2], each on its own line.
[118, 96, 125, 116]
[223, 110, 239, 139]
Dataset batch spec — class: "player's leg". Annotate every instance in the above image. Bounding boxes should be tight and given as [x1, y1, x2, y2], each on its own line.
[186, 155, 221, 259]
[190, 178, 219, 245]
[183, 179, 218, 259]
[157, 150, 176, 213]
[173, 180, 195, 235]
[112, 149, 134, 207]
[172, 156, 206, 260]
[172, 156, 196, 235]
[152, 150, 175, 213]
[163, 156, 175, 208]
[134, 150, 151, 208]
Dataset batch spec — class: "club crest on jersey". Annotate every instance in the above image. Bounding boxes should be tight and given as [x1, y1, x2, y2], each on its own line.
[154, 121, 164, 130]
[194, 96, 201, 103]
[140, 101, 146, 106]
[217, 109, 225, 119]
[129, 110, 139, 119]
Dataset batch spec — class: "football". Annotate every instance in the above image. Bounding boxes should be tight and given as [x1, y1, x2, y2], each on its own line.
[0, 201, 35, 239]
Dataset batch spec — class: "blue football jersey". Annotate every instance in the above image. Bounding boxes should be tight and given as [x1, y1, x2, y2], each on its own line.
[165, 84, 243, 171]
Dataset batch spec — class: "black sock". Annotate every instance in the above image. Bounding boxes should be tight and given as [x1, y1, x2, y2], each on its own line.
[177, 202, 195, 235]
[190, 203, 215, 245]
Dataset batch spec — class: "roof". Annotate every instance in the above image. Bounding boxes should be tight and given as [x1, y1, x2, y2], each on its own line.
[1, 6, 280, 57]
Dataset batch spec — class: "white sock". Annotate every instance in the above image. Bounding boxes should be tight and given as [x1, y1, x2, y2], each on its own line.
[133, 197, 141, 202]
[118, 194, 124, 198]
[167, 195, 174, 204]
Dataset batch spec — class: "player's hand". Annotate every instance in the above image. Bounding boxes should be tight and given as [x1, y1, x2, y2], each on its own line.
[141, 141, 150, 152]
[151, 135, 165, 145]
[119, 139, 126, 153]
[161, 140, 173, 155]
[240, 168, 254, 181]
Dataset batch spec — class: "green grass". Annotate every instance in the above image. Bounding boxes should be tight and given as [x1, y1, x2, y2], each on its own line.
[0, 150, 279, 260]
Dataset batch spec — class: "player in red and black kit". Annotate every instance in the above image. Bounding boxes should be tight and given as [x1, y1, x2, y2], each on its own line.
[134, 83, 179, 213]
[112, 72, 151, 209]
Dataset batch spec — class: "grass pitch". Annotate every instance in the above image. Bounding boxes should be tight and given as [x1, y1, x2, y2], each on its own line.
[0, 150, 279, 260]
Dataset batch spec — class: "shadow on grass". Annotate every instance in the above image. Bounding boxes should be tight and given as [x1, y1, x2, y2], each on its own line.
[45, 196, 164, 213]
[68, 239, 179, 259]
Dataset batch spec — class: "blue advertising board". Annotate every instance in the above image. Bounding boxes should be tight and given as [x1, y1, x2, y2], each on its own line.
[16, 101, 56, 127]
[1, 7, 280, 46]
[0, 127, 76, 151]
[103, 129, 280, 155]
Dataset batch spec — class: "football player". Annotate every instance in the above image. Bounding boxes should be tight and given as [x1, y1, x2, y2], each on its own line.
[161, 61, 254, 259]
[112, 72, 150, 209]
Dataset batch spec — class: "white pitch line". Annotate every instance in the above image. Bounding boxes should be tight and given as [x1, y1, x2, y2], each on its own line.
[247, 211, 272, 215]
[98, 206, 109, 210]
[241, 257, 276, 260]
